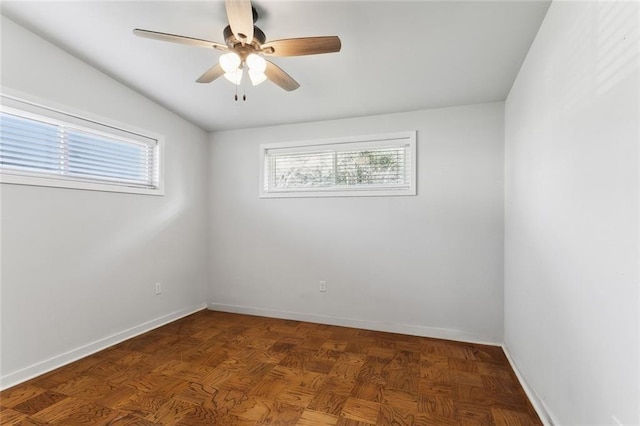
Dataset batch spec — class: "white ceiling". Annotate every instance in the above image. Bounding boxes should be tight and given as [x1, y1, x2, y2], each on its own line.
[1, 1, 550, 132]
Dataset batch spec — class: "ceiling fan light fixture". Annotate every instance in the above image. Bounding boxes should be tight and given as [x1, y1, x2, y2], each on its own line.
[249, 70, 267, 86]
[219, 52, 241, 73]
[246, 53, 266, 74]
[224, 68, 243, 85]
[134, 0, 341, 94]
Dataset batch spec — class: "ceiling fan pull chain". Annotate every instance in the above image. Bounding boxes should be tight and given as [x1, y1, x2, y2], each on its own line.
[243, 67, 247, 101]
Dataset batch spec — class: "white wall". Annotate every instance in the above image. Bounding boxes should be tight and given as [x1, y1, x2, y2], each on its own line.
[504, 2, 639, 425]
[209, 103, 505, 344]
[0, 17, 210, 388]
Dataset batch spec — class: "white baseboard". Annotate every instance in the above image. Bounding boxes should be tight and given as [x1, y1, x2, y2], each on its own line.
[0, 303, 207, 391]
[502, 345, 558, 426]
[207, 302, 500, 346]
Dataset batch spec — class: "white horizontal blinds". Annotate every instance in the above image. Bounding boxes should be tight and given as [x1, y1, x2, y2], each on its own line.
[271, 150, 335, 189]
[65, 128, 154, 186]
[265, 140, 412, 193]
[0, 110, 157, 188]
[336, 146, 408, 187]
[0, 112, 62, 173]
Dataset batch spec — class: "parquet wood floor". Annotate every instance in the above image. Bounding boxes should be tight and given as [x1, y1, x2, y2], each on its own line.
[0, 310, 541, 425]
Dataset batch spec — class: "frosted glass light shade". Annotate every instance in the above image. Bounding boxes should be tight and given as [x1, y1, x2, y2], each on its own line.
[249, 70, 267, 86]
[224, 68, 243, 85]
[246, 53, 267, 73]
[219, 52, 241, 73]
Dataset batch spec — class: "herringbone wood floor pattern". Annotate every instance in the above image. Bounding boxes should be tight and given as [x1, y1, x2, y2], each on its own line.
[0, 310, 541, 425]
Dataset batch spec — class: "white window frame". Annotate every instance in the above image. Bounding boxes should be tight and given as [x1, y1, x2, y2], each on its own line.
[0, 92, 164, 196]
[260, 131, 417, 198]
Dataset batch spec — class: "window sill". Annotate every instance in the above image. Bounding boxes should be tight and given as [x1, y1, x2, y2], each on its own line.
[0, 173, 164, 196]
[260, 187, 415, 198]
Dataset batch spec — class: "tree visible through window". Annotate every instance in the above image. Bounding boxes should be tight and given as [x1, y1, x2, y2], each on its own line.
[261, 131, 416, 197]
[273, 151, 334, 189]
[336, 148, 403, 186]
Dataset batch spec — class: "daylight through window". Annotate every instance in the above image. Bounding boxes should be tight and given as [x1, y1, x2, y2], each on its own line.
[261, 131, 416, 197]
[0, 98, 162, 195]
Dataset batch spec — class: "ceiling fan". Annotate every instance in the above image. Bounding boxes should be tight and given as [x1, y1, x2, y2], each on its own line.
[134, 0, 341, 98]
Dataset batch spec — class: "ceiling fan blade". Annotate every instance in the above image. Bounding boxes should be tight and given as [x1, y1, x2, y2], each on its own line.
[262, 36, 341, 57]
[134, 29, 227, 51]
[196, 64, 225, 83]
[225, 0, 254, 44]
[264, 60, 300, 91]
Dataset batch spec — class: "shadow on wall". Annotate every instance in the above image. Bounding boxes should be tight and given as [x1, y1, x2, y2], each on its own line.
[549, 1, 639, 114]
[78, 191, 187, 277]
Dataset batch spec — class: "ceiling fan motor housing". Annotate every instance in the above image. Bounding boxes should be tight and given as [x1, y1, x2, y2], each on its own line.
[134, 0, 340, 92]
[223, 25, 266, 47]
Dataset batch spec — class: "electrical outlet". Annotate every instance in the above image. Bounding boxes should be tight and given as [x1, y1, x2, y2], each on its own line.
[155, 282, 162, 295]
[319, 280, 326, 292]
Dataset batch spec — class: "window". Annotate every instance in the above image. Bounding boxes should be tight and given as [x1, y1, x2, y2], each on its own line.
[0, 95, 163, 195]
[260, 131, 416, 198]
